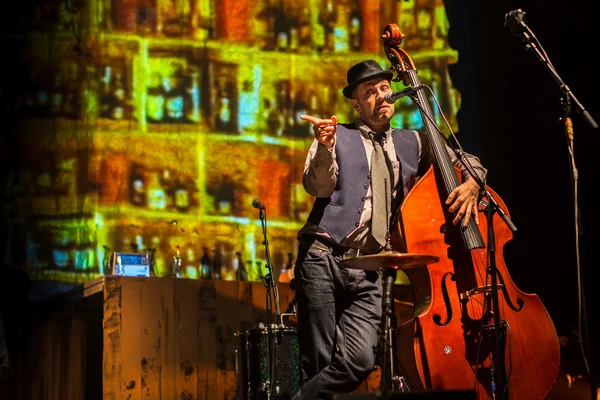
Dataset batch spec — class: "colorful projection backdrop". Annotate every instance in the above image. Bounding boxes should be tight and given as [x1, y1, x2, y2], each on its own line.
[11, 0, 459, 285]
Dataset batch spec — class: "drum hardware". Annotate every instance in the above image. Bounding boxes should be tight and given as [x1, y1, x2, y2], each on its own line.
[340, 249, 439, 393]
[279, 296, 297, 327]
[234, 324, 300, 400]
[339, 250, 438, 271]
[392, 375, 410, 392]
[339, 201, 439, 394]
[279, 312, 296, 328]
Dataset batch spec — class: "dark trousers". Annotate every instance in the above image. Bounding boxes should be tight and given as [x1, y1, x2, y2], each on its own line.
[292, 237, 382, 400]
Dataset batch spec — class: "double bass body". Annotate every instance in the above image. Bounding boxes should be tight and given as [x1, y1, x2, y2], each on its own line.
[397, 166, 561, 399]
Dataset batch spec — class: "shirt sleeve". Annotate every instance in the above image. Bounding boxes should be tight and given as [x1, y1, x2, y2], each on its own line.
[302, 140, 338, 198]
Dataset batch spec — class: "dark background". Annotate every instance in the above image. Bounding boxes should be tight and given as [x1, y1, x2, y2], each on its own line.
[445, 0, 599, 385]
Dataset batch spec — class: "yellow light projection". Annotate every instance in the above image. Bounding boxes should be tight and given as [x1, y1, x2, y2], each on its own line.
[13, 0, 459, 285]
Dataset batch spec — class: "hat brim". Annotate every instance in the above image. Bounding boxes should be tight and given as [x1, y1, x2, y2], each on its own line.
[342, 70, 394, 99]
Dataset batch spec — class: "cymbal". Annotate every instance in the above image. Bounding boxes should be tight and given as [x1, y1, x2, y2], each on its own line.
[339, 250, 439, 271]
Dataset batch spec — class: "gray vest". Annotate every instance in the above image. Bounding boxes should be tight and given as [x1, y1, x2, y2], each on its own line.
[307, 123, 420, 243]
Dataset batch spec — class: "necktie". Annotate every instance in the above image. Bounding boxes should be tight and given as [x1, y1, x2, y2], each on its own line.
[371, 133, 391, 247]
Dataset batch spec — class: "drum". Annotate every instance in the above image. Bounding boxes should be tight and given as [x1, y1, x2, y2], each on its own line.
[234, 326, 300, 399]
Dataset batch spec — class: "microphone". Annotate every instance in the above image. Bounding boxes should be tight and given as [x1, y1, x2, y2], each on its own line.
[504, 9, 527, 37]
[383, 84, 424, 104]
[252, 199, 266, 210]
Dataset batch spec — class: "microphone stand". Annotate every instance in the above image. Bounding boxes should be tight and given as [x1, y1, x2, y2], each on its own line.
[506, 10, 596, 399]
[505, 9, 598, 131]
[379, 181, 395, 394]
[407, 91, 516, 400]
[453, 150, 516, 400]
[378, 181, 409, 394]
[257, 204, 282, 399]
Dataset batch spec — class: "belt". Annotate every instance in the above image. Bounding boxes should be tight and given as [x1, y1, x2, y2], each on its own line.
[308, 236, 379, 259]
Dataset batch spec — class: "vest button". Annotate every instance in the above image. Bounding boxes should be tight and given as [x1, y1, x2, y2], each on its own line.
[355, 221, 360, 227]
[358, 209, 362, 214]
[361, 197, 366, 202]
[367, 174, 371, 179]
[364, 184, 369, 189]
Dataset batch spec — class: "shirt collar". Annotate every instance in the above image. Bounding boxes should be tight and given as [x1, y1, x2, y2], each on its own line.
[356, 119, 392, 142]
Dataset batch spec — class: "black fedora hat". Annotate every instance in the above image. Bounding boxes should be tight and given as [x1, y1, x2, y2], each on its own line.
[342, 60, 393, 99]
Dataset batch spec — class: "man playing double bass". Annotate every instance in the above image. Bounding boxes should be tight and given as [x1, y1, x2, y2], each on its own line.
[291, 59, 487, 399]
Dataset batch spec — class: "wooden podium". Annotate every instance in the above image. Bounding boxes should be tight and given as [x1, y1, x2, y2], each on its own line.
[102, 277, 294, 400]
[101, 276, 299, 399]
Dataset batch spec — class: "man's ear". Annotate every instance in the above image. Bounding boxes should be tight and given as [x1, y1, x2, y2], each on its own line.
[350, 99, 360, 112]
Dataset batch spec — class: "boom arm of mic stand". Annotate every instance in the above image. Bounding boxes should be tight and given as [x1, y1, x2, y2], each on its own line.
[515, 21, 598, 131]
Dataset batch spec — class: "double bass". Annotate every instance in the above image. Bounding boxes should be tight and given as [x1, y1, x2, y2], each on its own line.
[381, 24, 560, 399]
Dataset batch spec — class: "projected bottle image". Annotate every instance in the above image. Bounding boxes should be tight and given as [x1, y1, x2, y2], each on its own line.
[164, 69, 185, 123]
[163, 66, 187, 123]
[100, 66, 129, 121]
[47, 60, 80, 119]
[264, 98, 284, 137]
[184, 70, 201, 123]
[319, 0, 336, 53]
[298, 7, 312, 53]
[158, 0, 193, 37]
[212, 249, 222, 280]
[246, 259, 254, 280]
[215, 80, 235, 131]
[147, 173, 167, 210]
[238, 80, 258, 132]
[146, 73, 165, 123]
[159, 168, 174, 204]
[417, 5, 435, 49]
[292, 94, 310, 138]
[184, 247, 198, 279]
[258, 2, 277, 50]
[129, 164, 147, 207]
[150, 236, 166, 276]
[349, 3, 362, 52]
[110, 72, 126, 120]
[289, 19, 299, 52]
[275, 80, 292, 135]
[49, 74, 65, 117]
[209, 63, 238, 132]
[275, 5, 290, 51]
[235, 251, 247, 281]
[172, 245, 182, 278]
[112, 0, 157, 34]
[208, 174, 239, 215]
[254, 260, 263, 281]
[218, 96, 230, 127]
[173, 179, 190, 212]
[200, 247, 212, 279]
